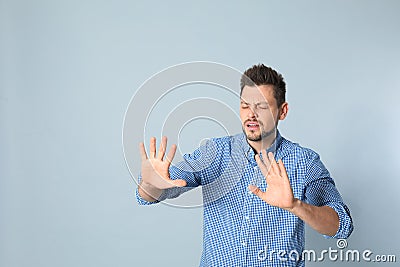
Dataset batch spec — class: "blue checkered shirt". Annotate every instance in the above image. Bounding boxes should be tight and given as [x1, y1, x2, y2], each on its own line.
[136, 131, 353, 266]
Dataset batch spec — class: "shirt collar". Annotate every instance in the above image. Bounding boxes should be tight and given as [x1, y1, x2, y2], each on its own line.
[235, 130, 283, 161]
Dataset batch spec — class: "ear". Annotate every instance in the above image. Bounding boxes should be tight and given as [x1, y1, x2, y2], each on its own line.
[278, 102, 289, 120]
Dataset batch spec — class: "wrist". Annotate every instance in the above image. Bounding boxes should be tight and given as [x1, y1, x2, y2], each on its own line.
[138, 182, 162, 202]
[286, 198, 302, 213]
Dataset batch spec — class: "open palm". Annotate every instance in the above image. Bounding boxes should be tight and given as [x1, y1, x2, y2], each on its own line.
[249, 151, 295, 210]
[139, 136, 186, 190]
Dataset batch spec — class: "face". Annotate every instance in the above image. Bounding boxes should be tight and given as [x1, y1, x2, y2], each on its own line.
[240, 85, 287, 145]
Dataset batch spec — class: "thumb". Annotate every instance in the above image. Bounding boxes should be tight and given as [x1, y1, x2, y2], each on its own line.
[170, 179, 187, 187]
[248, 185, 264, 198]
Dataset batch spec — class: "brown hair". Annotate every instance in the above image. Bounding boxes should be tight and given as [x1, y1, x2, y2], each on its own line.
[240, 64, 286, 107]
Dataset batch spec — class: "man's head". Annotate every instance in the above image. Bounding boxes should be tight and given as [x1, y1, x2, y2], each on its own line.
[240, 64, 288, 149]
[240, 64, 286, 107]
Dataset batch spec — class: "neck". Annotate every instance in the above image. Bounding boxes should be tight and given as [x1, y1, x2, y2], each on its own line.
[247, 133, 276, 154]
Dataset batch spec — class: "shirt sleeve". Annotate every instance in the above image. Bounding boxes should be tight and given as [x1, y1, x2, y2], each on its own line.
[303, 150, 354, 239]
[135, 173, 160, 205]
[135, 185, 159, 205]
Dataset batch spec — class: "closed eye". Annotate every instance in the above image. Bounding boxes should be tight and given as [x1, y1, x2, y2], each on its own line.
[257, 103, 269, 109]
[240, 102, 249, 109]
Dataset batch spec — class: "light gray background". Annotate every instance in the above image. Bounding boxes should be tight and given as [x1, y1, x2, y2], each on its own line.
[1, 0, 399, 266]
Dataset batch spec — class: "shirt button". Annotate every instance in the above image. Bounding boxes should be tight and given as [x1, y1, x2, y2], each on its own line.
[245, 216, 250, 220]
[241, 242, 247, 247]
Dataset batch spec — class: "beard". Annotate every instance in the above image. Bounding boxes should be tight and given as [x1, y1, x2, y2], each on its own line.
[242, 121, 276, 142]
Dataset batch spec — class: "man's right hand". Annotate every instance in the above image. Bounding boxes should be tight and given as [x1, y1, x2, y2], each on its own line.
[138, 136, 187, 202]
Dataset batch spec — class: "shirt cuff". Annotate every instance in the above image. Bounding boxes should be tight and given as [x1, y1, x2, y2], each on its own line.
[323, 202, 354, 239]
[135, 187, 159, 205]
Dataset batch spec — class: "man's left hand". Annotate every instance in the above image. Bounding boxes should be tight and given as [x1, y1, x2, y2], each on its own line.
[248, 151, 296, 211]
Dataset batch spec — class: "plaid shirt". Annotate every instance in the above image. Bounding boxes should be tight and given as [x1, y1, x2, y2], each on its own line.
[136, 131, 353, 266]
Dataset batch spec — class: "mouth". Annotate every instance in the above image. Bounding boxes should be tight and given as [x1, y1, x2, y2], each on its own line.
[245, 120, 260, 131]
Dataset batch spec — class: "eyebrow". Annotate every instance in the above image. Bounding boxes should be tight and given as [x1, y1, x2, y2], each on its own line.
[240, 100, 269, 105]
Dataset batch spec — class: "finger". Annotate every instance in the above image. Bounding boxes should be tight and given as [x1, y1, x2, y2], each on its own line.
[255, 154, 268, 175]
[268, 152, 280, 175]
[248, 185, 264, 199]
[149, 137, 156, 158]
[157, 136, 167, 160]
[277, 159, 288, 177]
[262, 149, 272, 172]
[165, 144, 177, 163]
[139, 142, 148, 160]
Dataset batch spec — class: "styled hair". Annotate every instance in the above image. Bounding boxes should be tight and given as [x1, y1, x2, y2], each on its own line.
[240, 64, 286, 107]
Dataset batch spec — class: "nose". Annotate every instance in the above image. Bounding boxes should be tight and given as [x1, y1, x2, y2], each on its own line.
[247, 105, 257, 119]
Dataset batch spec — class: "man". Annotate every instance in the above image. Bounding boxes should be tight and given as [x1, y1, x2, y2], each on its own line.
[137, 64, 353, 266]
